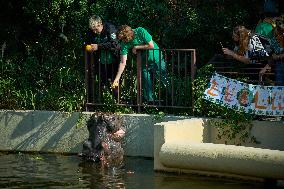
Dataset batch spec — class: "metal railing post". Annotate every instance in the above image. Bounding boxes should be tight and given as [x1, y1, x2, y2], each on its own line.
[191, 49, 196, 114]
[259, 64, 271, 85]
[137, 51, 142, 112]
[85, 50, 89, 111]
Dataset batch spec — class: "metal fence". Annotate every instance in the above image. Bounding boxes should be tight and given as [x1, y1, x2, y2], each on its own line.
[208, 54, 283, 86]
[85, 49, 196, 113]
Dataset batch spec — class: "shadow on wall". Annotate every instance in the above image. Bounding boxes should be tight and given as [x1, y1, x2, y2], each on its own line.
[0, 111, 82, 152]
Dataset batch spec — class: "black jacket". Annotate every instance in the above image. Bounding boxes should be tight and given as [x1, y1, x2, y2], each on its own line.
[85, 22, 120, 57]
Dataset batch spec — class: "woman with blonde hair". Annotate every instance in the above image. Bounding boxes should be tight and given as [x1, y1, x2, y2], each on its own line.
[222, 25, 269, 64]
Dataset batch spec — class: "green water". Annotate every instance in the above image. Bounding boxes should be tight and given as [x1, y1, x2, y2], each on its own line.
[0, 152, 281, 189]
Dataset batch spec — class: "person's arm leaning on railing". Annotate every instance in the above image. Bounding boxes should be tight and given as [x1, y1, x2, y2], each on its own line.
[131, 40, 154, 54]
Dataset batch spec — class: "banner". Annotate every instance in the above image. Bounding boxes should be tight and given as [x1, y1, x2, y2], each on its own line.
[204, 73, 284, 116]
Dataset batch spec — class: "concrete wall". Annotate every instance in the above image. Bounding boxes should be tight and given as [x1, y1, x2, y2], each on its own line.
[0, 110, 85, 153]
[159, 142, 284, 180]
[0, 110, 190, 157]
[154, 119, 284, 180]
[1, 110, 284, 158]
[208, 119, 284, 150]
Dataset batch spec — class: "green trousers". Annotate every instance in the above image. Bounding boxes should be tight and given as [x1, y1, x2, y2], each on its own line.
[141, 50, 170, 101]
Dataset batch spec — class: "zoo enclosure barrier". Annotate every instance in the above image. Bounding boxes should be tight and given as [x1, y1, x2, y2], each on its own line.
[85, 49, 196, 113]
[208, 54, 284, 86]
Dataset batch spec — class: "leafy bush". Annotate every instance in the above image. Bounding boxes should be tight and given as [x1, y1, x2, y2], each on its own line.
[0, 0, 264, 113]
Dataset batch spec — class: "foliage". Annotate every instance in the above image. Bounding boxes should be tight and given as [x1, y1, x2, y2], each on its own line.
[0, 0, 265, 113]
[193, 63, 260, 143]
[0, 76, 19, 109]
[0, 0, 266, 143]
[1, 0, 87, 111]
[209, 113, 259, 145]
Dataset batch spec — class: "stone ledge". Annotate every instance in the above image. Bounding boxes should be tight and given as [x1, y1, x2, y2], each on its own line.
[0, 110, 190, 157]
[160, 141, 284, 180]
[154, 119, 284, 181]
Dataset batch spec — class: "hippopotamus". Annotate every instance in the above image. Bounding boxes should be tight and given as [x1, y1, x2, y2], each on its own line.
[80, 112, 125, 167]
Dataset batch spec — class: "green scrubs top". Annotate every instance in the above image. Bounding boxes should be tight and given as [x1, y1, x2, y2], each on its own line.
[255, 22, 283, 54]
[120, 27, 164, 67]
[255, 22, 274, 39]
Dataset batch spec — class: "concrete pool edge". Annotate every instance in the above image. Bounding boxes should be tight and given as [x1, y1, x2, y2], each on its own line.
[1, 110, 284, 182]
[0, 110, 192, 156]
[154, 119, 284, 183]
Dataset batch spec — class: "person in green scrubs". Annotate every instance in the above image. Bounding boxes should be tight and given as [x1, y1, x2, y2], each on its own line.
[255, 16, 284, 85]
[255, 17, 282, 54]
[113, 25, 170, 102]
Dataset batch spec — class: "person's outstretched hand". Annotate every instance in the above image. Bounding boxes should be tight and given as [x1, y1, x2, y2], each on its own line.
[86, 44, 98, 52]
[112, 80, 119, 88]
[222, 48, 235, 57]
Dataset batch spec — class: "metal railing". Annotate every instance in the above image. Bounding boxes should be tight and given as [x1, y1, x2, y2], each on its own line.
[85, 49, 196, 113]
[208, 54, 283, 86]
